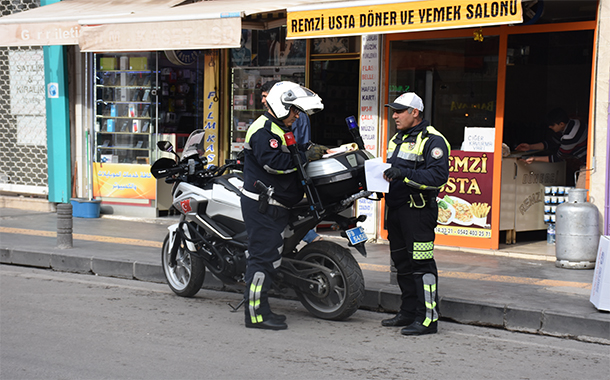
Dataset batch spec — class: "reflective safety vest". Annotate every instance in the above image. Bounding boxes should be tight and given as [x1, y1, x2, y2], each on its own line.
[386, 125, 450, 192]
[242, 114, 304, 207]
[246, 117, 291, 155]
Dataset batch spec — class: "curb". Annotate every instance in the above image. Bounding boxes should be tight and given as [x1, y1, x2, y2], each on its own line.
[1, 247, 608, 344]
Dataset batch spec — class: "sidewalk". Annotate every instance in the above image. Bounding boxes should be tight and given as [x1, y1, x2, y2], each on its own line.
[1, 207, 608, 344]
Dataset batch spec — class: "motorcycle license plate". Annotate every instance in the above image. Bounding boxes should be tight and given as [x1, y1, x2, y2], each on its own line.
[346, 226, 367, 245]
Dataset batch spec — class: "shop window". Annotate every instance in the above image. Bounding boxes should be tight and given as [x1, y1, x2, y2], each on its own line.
[230, 27, 306, 67]
[229, 27, 306, 157]
[309, 59, 360, 147]
[503, 30, 593, 150]
[312, 37, 360, 55]
[388, 37, 499, 149]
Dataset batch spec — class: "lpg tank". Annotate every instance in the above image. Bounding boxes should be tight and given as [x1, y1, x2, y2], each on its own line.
[555, 189, 600, 269]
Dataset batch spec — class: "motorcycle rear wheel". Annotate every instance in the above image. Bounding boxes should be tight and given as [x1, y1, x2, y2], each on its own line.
[161, 233, 206, 297]
[294, 241, 365, 320]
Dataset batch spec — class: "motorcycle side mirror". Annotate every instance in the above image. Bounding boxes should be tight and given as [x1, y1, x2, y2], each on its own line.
[157, 141, 174, 152]
[157, 141, 180, 161]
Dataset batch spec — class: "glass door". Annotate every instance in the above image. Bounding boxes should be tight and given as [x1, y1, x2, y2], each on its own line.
[94, 52, 157, 165]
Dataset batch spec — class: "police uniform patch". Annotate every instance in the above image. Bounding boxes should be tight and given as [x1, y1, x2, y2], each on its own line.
[431, 147, 443, 159]
[269, 139, 279, 149]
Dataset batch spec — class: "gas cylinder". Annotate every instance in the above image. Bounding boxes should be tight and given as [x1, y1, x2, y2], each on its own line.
[555, 189, 600, 269]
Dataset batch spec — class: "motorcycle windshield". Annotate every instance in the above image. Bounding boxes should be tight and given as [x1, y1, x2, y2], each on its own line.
[181, 130, 206, 161]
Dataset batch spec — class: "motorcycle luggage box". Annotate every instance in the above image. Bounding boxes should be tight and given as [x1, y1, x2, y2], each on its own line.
[305, 149, 371, 205]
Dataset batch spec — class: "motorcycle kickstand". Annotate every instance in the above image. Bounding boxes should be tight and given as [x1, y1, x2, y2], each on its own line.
[228, 298, 245, 312]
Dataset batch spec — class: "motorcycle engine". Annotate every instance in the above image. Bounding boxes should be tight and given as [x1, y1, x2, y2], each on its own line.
[203, 242, 247, 284]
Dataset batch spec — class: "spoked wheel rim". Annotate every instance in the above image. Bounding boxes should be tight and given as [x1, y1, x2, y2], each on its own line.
[298, 252, 347, 314]
[163, 245, 192, 291]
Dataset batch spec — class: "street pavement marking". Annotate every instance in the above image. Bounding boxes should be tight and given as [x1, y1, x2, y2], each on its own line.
[0, 227, 162, 248]
[1, 227, 591, 290]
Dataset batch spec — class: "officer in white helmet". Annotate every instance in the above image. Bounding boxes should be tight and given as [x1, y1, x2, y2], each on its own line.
[241, 81, 327, 330]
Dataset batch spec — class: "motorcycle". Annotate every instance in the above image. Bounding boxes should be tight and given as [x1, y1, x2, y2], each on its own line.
[150, 121, 375, 320]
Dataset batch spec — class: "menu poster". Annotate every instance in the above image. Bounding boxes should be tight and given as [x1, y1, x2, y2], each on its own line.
[435, 151, 494, 239]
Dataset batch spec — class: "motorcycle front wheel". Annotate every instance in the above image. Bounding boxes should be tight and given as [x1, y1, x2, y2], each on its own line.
[294, 241, 365, 320]
[161, 233, 206, 297]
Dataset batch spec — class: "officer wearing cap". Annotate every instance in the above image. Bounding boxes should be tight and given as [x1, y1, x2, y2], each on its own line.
[381, 92, 450, 336]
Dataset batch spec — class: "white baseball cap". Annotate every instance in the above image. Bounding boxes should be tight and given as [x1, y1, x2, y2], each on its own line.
[385, 92, 424, 112]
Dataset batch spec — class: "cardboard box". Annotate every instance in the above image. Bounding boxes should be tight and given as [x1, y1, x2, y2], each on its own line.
[99, 57, 116, 70]
[130, 57, 148, 70]
[590, 235, 610, 311]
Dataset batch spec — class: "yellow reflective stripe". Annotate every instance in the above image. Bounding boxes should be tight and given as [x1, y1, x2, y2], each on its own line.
[413, 241, 434, 260]
[413, 251, 433, 260]
[245, 116, 288, 146]
[248, 272, 265, 324]
[423, 273, 438, 325]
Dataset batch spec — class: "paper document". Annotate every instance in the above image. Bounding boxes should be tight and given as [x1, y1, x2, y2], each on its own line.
[323, 143, 359, 158]
[365, 157, 391, 193]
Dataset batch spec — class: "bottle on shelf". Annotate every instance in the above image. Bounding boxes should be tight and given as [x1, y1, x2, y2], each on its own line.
[546, 223, 556, 245]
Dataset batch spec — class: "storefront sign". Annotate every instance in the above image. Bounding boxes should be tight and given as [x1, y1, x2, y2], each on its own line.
[79, 18, 240, 52]
[203, 51, 219, 167]
[435, 151, 494, 238]
[461, 127, 495, 152]
[287, 0, 522, 38]
[9, 50, 47, 146]
[92, 163, 156, 199]
[358, 34, 381, 236]
[0, 22, 80, 46]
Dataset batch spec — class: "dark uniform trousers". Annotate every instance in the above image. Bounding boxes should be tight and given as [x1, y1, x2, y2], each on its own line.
[387, 201, 439, 327]
[241, 196, 289, 324]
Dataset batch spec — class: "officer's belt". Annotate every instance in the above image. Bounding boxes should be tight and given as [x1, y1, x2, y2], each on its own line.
[241, 188, 288, 209]
[406, 192, 438, 209]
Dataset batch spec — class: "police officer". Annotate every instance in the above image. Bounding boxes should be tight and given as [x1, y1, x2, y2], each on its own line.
[241, 81, 326, 330]
[381, 92, 450, 336]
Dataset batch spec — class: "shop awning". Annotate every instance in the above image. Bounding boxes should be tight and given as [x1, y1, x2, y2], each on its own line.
[0, 0, 186, 47]
[286, 0, 523, 39]
[77, 0, 336, 52]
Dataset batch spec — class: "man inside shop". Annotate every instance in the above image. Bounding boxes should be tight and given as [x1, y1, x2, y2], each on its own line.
[514, 107, 587, 187]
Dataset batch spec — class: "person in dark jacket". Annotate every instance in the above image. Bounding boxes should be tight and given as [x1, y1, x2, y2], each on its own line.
[261, 80, 322, 244]
[514, 107, 587, 186]
[381, 92, 450, 336]
[241, 81, 326, 330]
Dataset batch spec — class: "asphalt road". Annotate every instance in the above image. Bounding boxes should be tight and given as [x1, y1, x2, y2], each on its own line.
[1, 265, 608, 380]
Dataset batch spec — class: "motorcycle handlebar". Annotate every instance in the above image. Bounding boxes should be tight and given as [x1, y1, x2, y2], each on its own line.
[154, 158, 242, 184]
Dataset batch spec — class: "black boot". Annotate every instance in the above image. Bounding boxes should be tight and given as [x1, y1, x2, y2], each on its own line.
[400, 321, 437, 336]
[270, 311, 286, 322]
[245, 317, 287, 330]
[381, 313, 414, 327]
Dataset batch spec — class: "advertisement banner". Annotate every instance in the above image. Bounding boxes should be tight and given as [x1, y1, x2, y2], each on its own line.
[357, 34, 381, 237]
[435, 150, 494, 239]
[287, 0, 522, 39]
[92, 163, 156, 199]
[203, 51, 220, 168]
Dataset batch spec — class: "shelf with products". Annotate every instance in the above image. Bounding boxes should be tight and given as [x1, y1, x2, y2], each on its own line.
[95, 132, 151, 164]
[230, 66, 305, 156]
[157, 63, 201, 134]
[94, 52, 158, 165]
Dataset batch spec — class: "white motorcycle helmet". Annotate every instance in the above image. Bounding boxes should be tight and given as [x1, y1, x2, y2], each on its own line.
[265, 81, 324, 120]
